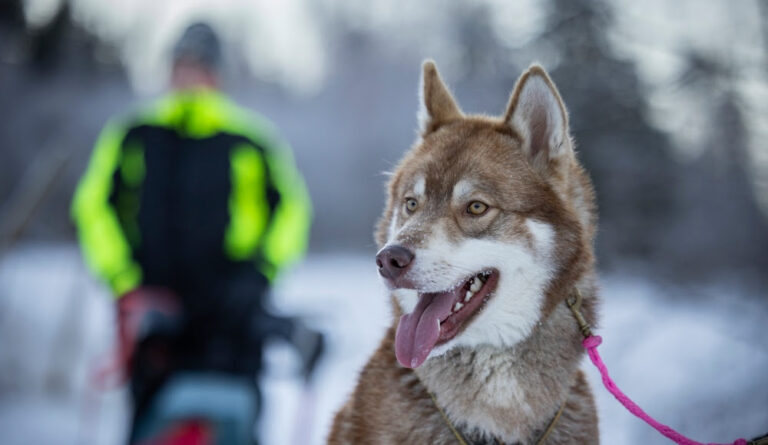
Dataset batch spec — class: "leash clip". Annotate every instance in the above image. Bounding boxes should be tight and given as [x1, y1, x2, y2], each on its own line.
[566, 289, 593, 338]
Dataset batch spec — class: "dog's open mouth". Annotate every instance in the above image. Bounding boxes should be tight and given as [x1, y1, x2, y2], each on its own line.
[395, 269, 500, 368]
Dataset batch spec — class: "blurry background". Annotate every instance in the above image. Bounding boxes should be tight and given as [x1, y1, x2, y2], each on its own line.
[1, 0, 767, 444]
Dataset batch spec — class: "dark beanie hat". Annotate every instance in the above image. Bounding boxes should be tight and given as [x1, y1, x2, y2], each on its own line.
[173, 22, 222, 69]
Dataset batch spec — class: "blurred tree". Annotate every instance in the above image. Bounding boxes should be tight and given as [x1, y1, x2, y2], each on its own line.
[659, 52, 768, 279]
[0, 0, 131, 243]
[0, 0, 25, 39]
[450, 1, 522, 112]
[453, 3, 502, 79]
[537, 0, 681, 269]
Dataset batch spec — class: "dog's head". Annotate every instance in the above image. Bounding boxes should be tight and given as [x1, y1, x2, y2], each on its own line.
[376, 61, 595, 368]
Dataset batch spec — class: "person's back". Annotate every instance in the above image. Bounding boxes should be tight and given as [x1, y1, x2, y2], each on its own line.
[75, 89, 310, 302]
[71, 23, 319, 443]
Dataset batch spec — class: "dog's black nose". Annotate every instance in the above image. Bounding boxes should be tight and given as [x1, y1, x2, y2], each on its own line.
[376, 245, 414, 282]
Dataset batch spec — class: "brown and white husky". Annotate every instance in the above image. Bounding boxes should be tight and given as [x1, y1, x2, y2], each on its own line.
[329, 61, 600, 444]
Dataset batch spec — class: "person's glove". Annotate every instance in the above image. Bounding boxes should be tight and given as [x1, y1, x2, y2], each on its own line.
[116, 287, 179, 375]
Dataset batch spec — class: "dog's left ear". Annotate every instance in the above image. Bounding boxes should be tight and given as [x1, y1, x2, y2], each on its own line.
[504, 65, 572, 175]
[419, 60, 463, 135]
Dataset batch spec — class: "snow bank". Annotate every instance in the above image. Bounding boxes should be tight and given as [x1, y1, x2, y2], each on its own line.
[0, 246, 765, 444]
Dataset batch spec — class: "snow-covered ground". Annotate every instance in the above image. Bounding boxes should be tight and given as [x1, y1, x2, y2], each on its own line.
[0, 244, 766, 444]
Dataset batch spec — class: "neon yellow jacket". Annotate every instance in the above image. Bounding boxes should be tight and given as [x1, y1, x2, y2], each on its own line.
[71, 89, 311, 296]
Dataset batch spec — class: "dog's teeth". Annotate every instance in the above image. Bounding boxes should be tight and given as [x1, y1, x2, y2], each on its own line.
[453, 302, 463, 312]
[464, 290, 474, 302]
[470, 279, 482, 292]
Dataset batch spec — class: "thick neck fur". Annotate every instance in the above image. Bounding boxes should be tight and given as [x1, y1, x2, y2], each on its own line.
[411, 273, 598, 444]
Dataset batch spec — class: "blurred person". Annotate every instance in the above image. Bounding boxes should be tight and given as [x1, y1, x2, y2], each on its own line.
[71, 22, 322, 443]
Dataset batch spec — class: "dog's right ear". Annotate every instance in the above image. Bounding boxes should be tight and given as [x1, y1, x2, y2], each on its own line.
[418, 60, 463, 135]
[504, 65, 572, 175]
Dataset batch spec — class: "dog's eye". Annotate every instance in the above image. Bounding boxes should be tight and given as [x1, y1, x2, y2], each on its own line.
[405, 198, 419, 213]
[467, 201, 488, 216]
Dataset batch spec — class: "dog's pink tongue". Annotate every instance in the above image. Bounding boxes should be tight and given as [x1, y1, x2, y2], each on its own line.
[395, 290, 457, 368]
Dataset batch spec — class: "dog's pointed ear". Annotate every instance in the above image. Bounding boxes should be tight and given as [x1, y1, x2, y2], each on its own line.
[419, 60, 463, 135]
[504, 65, 572, 174]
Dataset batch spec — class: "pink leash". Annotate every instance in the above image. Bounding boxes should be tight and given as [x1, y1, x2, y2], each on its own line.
[582, 335, 747, 445]
[566, 291, 762, 445]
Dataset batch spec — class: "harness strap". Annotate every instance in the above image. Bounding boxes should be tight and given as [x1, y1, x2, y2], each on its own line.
[535, 401, 566, 445]
[425, 381, 566, 445]
[427, 389, 469, 445]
